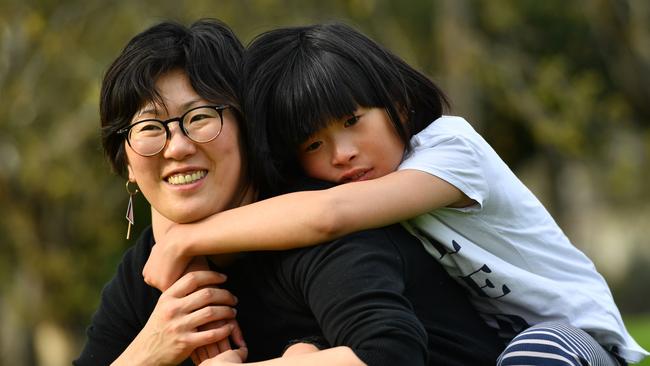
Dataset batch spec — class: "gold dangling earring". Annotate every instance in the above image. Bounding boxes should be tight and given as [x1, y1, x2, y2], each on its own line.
[125, 180, 139, 239]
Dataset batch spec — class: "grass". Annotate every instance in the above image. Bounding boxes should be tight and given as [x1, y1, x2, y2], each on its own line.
[625, 314, 650, 365]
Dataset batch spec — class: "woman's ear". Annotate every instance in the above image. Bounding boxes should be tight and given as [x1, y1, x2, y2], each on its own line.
[127, 164, 136, 182]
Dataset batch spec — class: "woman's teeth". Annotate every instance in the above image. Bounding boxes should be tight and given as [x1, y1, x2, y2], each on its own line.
[167, 171, 206, 185]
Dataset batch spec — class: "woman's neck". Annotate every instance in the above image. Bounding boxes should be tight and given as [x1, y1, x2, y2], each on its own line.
[150, 184, 258, 266]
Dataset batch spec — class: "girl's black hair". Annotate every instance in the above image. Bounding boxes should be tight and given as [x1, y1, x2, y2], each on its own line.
[244, 22, 449, 196]
[100, 19, 246, 178]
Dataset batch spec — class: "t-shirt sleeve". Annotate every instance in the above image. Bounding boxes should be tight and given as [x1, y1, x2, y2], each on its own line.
[399, 118, 489, 210]
[74, 229, 159, 366]
[288, 229, 429, 366]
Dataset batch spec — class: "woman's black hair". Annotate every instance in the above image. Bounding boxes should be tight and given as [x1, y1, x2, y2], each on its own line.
[100, 19, 246, 178]
[244, 22, 449, 196]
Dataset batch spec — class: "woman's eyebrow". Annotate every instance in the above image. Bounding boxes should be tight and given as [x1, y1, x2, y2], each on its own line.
[179, 99, 205, 111]
[133, 104, 160, 118]
[135, 99, 205, 119]
[137, 107, 158, 116]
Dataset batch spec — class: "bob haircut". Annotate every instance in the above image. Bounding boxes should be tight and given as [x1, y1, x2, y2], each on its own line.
[100, 19, 246, 178]
[244, 22, 448, 195]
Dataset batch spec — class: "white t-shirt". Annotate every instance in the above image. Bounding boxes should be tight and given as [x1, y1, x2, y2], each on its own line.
[398, 115, 648, 363]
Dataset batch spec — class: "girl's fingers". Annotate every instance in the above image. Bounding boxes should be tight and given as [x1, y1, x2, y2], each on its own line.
[194, 344, 213, 364]
[199, 348, 248, 365]
[228, 347, 248, 363]
[166, 271, 227, 298]
[216, 337, 231, 355]
[191, 348, 206, 365]
[204, 341, 221, 359]
[197, 320, 227, 358]
[228, 320, 246, 349]
[189, 321, 231, 364]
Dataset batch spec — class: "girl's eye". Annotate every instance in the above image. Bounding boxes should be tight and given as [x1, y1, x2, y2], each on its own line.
[304, 141, 322, 152]
[343, 115, 360, 128]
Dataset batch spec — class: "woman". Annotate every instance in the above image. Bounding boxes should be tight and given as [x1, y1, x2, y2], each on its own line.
[75, 19, 250, 366]
[75, 19, 504, 365]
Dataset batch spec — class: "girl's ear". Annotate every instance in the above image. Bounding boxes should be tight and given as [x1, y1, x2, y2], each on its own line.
[396, 103, 411, 125]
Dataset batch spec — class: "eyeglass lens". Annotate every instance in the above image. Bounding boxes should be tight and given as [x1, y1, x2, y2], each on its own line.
[128, 106, 224, 156]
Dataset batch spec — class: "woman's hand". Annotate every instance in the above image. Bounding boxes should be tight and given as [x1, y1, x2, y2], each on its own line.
[191, 319, 246, 365]
[186, 257, 246, 365]
[112, 270, 238, 366]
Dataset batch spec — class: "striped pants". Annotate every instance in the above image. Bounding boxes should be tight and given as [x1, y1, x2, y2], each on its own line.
[497, 322, 624, 366]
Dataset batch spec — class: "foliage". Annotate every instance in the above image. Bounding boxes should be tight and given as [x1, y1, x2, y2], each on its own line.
[626, 314, 650, 365]
[0, 0, 648, 363]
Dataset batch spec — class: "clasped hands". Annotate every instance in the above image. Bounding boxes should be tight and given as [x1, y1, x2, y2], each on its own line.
[142, 251, 245, 365]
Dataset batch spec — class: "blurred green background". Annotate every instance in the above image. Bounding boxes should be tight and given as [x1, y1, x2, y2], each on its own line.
[1, 0, 648, 365]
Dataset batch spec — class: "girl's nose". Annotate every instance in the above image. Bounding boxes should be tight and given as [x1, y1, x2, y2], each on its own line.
[331, 141, 358, 166]
[162, 123, 197, 160]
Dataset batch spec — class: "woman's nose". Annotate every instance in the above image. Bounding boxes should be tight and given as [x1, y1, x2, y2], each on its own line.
[162, 123, 197, 160]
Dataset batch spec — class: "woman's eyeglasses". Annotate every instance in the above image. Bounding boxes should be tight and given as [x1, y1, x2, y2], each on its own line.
[118, 105, 230, 156]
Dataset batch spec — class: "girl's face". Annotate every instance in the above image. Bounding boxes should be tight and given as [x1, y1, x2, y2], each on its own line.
[125, 69, 252, 224]
[298, 107, 406, 183]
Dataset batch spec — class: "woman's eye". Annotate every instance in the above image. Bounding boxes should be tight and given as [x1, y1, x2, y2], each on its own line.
[343, 115, 360, 127]
[305, 141, 322, 152]
[138, 122, 163, 132]
[188, 114, 212, 123]
[185, 114, 216, 125]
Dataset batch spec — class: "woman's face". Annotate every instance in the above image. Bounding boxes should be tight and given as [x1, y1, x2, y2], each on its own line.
[126, 69, 252, 223]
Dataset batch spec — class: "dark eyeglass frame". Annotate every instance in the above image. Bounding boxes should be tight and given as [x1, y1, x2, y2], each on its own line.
[117, 104, 230, 157]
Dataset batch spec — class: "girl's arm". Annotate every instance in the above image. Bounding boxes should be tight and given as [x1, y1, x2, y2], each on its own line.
[200, 346, 365, 366]
[144, 169, 472, 290]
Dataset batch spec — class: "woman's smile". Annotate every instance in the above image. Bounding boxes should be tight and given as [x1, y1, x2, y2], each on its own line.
[165, 170, 207, 185]
[125, 69, 252, 223]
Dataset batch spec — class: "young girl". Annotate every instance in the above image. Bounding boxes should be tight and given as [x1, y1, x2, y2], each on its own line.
[143, 23, 647, 365]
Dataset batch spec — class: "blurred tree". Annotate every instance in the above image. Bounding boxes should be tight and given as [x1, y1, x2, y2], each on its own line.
[0, 2, 138, 364]
[0, 0, 648, 364]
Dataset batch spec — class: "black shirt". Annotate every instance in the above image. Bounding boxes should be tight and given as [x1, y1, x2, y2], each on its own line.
[75, 177, 504, 365]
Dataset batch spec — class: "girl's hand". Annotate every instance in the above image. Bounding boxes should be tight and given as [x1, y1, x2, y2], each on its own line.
[199, 347, 248, 365]
[115, 270, 239, 365]
[282, 342, 320, 357]
[143, 225, 192, 291]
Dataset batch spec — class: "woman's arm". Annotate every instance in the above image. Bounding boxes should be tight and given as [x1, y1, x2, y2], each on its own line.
[150, 210, 246, 364]
[110, 270, 238, 366]
[144, 169, 471, 290]
[74, 227, 241, 366]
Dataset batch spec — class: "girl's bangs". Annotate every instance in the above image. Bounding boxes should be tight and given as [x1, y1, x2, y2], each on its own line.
[269, 52, 380, 150]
